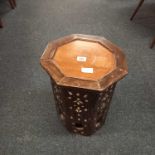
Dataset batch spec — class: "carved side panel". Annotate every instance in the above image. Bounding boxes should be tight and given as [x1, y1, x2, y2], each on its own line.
[52, 80, 116, 136]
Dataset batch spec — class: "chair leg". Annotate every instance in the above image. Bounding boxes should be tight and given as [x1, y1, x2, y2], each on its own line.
[150, 38, 155, 49]
[130, 0, 145, 20]
[12, 0, 16, 7]
[0, 18, 3, 28]
[8, 0, 16, 9]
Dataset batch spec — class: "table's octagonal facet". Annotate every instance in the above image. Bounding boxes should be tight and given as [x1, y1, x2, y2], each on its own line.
[40, 34, 128, 91]
[53, 40, 116, 81]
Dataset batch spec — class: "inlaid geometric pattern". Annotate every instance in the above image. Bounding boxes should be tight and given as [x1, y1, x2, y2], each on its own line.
[95, 84, 116, 129]
[52, 80, 116, 136]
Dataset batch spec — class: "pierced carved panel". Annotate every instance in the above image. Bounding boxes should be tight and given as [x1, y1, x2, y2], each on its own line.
[52, 79, 116, 136]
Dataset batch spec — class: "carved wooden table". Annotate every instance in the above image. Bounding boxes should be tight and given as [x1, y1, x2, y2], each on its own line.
[40, 34, 128, 136]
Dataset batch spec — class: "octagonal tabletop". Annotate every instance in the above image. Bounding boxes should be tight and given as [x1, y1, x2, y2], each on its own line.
[40, 34, 128, 91]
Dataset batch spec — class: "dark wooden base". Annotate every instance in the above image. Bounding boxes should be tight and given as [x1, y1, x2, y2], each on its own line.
[1, 0, 17, 28]
[52, 80, 116, 136]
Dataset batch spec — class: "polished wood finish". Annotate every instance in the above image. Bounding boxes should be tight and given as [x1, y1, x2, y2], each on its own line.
[41, 34, 128, 91]
[150, 37, 155, 49]
[54, 40, 116, 81]
[130, 0, 144, 20]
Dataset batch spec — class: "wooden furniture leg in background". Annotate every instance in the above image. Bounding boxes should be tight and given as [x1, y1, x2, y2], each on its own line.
[0, 18, 3, 28]
[8, 0, 16, 9]
[12, 0, 16, 7]
[0, 0, 17, 28]
[130, 0, 144, 20]
[150, 38, 155, 49]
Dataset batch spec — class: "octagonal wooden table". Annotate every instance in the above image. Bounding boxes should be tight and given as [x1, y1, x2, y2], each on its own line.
[40, 34, 128, 136]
